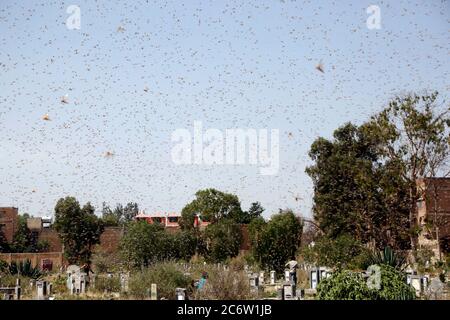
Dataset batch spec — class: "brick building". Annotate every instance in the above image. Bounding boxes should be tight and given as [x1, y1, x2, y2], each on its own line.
[0, 207, 19, 242]
[417, 178, 450, 255]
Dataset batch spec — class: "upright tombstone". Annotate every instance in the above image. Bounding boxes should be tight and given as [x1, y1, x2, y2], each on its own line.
[14, 278, 21, 300]
[270, 271, 276, 285]
[36, 281, 47, 300]
[249, 273, 259, 294]
[150, 283, 158, 300]
[276, 286, 283, 300]
[176, 288, 187, 300]
[285, 260, 298, 286]
[284, 270, 290, 283]
[120, 273, 129, 293]
[259, 271, 265, 285]
[410, 275, 422, 296]
[283, 283, 296, 300]
[66, 265, 81, 294]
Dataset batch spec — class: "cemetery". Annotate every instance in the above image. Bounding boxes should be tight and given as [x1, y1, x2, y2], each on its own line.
[1, 254, 449, 300]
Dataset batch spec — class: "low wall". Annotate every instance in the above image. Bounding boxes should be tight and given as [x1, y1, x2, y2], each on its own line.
[0, 252, 64, 270]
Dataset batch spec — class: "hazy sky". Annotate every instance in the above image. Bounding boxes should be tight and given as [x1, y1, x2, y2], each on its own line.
[0, 0, 448, 219]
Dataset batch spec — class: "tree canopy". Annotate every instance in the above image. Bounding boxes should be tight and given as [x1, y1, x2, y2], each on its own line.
[249, 209, 303, 272]
[54, 197, 104, 264]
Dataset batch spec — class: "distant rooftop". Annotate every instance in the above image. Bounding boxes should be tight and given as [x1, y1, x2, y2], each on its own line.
[135, 212, 181, 218]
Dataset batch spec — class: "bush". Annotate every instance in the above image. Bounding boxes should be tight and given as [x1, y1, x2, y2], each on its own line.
[129, 262, 192, 299]
[376, 265, 416, 300]
[194, 268, 253, 300]
[317, 270, 375, 300]
[94, 275, 121, 293]
[92, 249, 122, 273]
[317, 265, 416, 300]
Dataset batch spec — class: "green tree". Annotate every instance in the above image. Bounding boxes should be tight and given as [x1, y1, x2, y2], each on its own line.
[202, 219, 242, 262]
[119, 221, 167, 269]
[250, 209, 303, 272]
[302, 234, 368, 270]
[10, 214, 32, 252]
[241, 202, 265, 224]
[363, 92, 449, 249]
[180, 189, 244, 229]
[101, 202, 139, 226]
[306, 122, 410, 249]
[54, 197, 104, 264]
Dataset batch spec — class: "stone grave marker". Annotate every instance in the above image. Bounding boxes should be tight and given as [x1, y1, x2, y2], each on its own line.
[150, 283, 157, 300]
[270, 271, 276, 285]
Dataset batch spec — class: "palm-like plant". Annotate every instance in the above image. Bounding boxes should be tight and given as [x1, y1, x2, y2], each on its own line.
[8, 259, 42, 279]
[364, 247, 407, 271]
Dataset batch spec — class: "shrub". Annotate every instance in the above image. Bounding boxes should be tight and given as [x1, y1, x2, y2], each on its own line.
[194, 268, 253, 300]
[376, 265, 416, 300]
[317, 265, 415, 300]
[129, 262, 192, 299]
[94, 275, 121, 293]
[317, 270, 375, 300]
[92, 249, 122, 273]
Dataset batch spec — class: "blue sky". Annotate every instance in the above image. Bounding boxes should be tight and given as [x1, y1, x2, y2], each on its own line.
[0, 0, 448, 219]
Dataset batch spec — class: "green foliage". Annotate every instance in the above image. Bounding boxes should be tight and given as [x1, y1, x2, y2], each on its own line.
[119, 221, 167, 268]
[9, 214, 48, 253]
[363, 92, 449, 247]
[202, 219, 242, 263]
[250, 210, 303, 273]
[169, 230, 199, 261]
[306, 122, 411, 250]
[0, 259, 8, 273]
[92, 249, 122, 273]
[180, 189, 245, 228]
[317, 270, 375, 300]
[241, 202, 265, 224]
[376, 265, 416, 300]
[361, 247, 407, 271]
[317, 265, 416, 300]
[119, 221, 198, 269]
[54, 197, 104, 264]
[7, 259, 42, 279]
[302, 234, 368, 270]
[0, 229, 10, 253]
[129, 262, 192, 299]
[101, 202, 139, 226]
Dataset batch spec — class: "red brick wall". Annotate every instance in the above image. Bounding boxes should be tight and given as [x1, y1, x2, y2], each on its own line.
[97, 227, 124, 253]
[38, 228, 62, 252]
[0, 207, 19, 242]
[0, 252, 64, 270]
